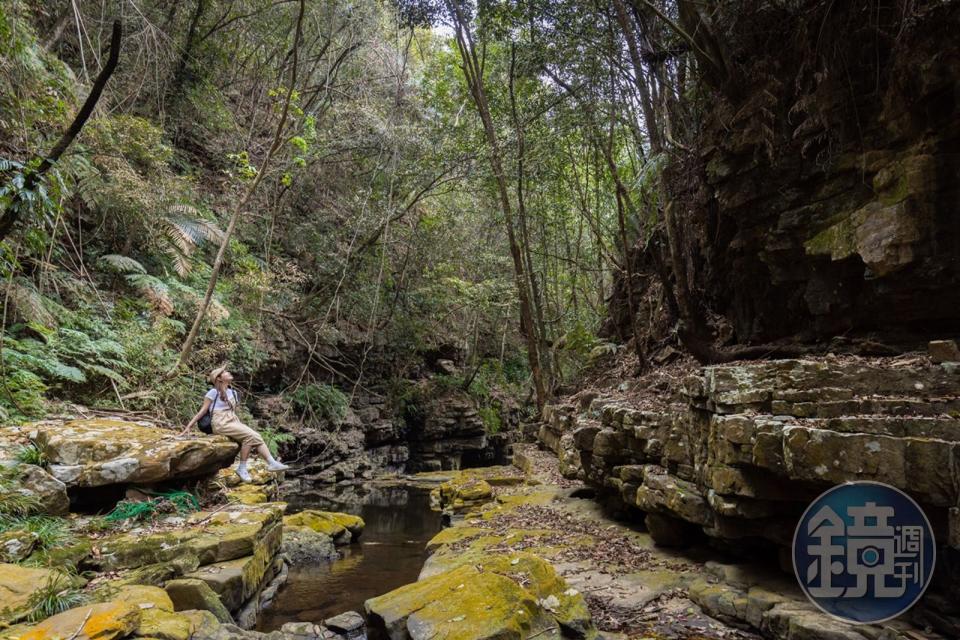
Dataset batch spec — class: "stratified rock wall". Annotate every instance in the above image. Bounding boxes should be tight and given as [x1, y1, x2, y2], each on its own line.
[538, 356, 960, 634]
[605, 2, 960, 346]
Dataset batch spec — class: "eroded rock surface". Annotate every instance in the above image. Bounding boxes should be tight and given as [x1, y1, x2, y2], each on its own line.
[281, 510, 364, 563]
[365, 551, 594, 640]
[537, 355, 960, 637]
[33, 419, 238, 489]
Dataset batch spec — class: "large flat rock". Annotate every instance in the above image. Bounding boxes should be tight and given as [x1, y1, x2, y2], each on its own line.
[366, 552, 595, 640]
[88, 506, 283, 572]
[34, 419, 239, 488]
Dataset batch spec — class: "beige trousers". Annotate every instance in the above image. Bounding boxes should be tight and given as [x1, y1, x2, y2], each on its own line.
[212, 410, 265, 448]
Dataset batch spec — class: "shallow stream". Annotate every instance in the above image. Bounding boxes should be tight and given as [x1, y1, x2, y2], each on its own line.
[256, 482, 443, 631]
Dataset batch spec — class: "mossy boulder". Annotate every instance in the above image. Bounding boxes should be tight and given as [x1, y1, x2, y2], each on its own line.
[283, 510, 364, 544]
[281, 526, 338, 564]
[431, 475, 493, 512]
[173, 609, 221, 638]
[226, 484, 269, 505]
[0, 563, 81, 625]
[88, 507, 281, 571]
[164, 578, 234, 623]
[25, 538, 93, 570]
[34, 419, 238, 489]
[0, 530, 35, 563]
[135, 608, 194, 640]
[183, 521, 282, 611]
[15, 601, 140, 640]
[420, 528, 572, 579]
[110, 584, 175, 612]
[366, 552, 595, 640]
[2, 463, 69, 515]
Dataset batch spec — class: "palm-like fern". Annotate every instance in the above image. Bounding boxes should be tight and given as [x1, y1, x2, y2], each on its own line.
[97, 254, 146, 275]
[159, 204, 225, 277]
[124, 273, 174, 316]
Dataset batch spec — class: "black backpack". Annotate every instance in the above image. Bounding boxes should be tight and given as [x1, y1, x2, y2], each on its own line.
[197, 402, 214, 434]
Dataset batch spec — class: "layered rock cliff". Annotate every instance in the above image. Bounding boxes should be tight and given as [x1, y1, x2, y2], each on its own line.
[606, 1, 960, 349]
[537, 353, 960, 635]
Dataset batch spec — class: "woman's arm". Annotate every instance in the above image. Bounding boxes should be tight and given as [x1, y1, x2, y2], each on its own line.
[181, 397, 213, 435]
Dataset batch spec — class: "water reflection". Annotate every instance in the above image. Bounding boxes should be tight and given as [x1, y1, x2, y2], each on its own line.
[257, 482, 443, 631]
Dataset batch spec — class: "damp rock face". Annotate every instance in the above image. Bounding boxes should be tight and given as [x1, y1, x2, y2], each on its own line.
[33, 419, 239, 489]
[1, 463, 70, 515]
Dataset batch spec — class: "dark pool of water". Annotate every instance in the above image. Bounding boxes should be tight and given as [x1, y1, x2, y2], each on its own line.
[256, 482, 443, 631]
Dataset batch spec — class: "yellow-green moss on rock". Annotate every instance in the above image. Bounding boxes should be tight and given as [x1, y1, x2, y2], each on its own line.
[0, 563, 81, 625]
[431, 475, 493, 512]
[90, 507, 281, 571]
[15, 601, 140, 640]
[366, 552, 596, 640]
[135, 608, 193, 640]
[283, 510, 364, 544]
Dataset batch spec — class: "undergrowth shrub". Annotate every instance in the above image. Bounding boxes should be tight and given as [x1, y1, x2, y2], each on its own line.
[23, 573, 87, 623]
[290, 383, 349, 426]
[14, 442, 45, 466]
[260, 424, 294, 456]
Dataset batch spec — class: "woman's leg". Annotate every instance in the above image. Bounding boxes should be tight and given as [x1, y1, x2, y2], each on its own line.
[240, 443, 252, 461]
[255, 443, 289, 470]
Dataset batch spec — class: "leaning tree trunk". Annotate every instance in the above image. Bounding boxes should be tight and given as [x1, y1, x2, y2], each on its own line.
[174, 0, 306, 370]
[0, 21, 122, 241]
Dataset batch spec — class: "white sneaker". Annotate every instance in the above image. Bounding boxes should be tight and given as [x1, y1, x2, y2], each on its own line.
[236, 467, 253, 483]
[266, 461, 289, 472]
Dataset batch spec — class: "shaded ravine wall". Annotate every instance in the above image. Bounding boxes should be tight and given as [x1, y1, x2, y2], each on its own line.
[605, 2, 960, 347]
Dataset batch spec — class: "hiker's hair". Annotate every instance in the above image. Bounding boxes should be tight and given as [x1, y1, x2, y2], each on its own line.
[215, 373, 231, 405]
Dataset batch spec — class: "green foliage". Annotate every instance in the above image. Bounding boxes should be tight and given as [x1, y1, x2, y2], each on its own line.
[104, 490, 200, 523]
[14, 515, 70, 550]
[0, 158, 63, 234]
[14, 443, 46, 466]
[2, 320, 130, 402]
[260, 424, 294, 456]
[0, 466, 42, 518]
[0, 369, 48, 421]
[290, 383, 350, 426]
[477, 405, 502, 434]
[23, 573, 88, 623]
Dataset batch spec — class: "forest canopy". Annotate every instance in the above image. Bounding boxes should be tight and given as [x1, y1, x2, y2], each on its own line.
[3, 0, 942, 423]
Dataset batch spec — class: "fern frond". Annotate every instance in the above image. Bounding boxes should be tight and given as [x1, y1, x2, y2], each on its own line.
[172, 217, 225, 244]
[125, 274, 174, 316]
[160, 220, 195, 256]
[158, 221, 195, 277]
[80, 363, 125, 383]
[98, 254, 146, 275]
[7, 279, 56, 327]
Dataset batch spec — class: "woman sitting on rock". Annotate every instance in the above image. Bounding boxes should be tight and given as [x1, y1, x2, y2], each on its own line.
[181, 366, 288, 482]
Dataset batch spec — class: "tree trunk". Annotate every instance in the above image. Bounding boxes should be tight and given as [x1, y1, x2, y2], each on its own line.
[0, 21, 122, 241]
[509, 44, 553, 394]
[446, 0, 548, 411]
[174, 0, 306, 370]
[611, 0, 663, 153]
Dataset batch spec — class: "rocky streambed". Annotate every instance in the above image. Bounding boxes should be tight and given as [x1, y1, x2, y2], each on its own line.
[2, 351, 958, 640]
